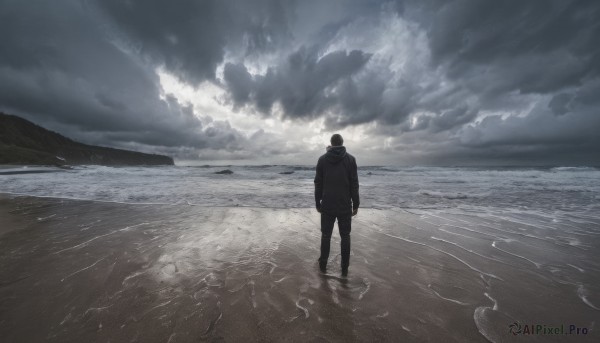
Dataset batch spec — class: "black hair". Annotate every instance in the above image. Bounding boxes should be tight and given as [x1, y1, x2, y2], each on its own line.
[330, 134, 343, 146]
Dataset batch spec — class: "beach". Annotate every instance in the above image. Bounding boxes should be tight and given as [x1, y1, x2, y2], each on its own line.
[4, 0, 600, 341]
[1, 190, 598, 342]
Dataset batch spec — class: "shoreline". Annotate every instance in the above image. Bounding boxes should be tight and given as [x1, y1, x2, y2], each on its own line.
[0, 195, 598, 342]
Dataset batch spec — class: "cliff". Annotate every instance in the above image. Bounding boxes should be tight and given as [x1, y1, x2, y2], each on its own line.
[0, 113, 174, 166]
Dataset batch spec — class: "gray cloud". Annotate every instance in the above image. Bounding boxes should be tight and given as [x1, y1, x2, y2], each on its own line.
[1, 0, 599, 164]
[96, 0, 294, 83]
[413, 0, 600, 97]
[430, 107, 478, 133]
[548, 93, 574, 116]
[407, 0, 600, 163]
[223, 63, 254, 106]
[224, 46, 371, 119]
[0, 0, 248, 158]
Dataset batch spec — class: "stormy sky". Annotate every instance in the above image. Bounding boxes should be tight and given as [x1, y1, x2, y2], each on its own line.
[1, 0, 599, 165]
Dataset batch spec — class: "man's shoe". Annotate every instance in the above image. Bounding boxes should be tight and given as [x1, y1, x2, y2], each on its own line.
[318, 259, 327, 273]
[341, 267, 348, 277]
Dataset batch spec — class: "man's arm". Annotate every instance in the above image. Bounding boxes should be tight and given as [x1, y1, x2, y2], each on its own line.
[314, 158, 323, 212]
[350, 157, 359, 215]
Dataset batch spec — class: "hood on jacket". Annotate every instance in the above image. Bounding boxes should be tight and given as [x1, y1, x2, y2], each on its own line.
[325, 145, 346, 163]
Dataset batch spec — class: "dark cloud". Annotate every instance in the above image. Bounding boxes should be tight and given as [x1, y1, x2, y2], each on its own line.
[223, 63, 254, 106]
[224, 46, 371, 119]
[430, 107, 478, 133]
[0, 0, 247, 158]
[1, 0, 599, 164]
[404, 0, 600, 163]
[548, 93, 574, 116]
[417, 0, 600, 94]
[326, 70, 387, 127]
[96, 0, 293, 84]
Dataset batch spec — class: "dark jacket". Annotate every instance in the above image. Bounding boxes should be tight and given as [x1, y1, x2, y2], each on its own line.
[314, 146, 359, 216]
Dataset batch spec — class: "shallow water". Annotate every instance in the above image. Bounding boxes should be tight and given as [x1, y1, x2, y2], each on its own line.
[0, 195, 598, 342]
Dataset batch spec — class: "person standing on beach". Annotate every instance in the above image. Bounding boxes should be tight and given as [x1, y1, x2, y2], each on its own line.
[314, 134, 360, 277]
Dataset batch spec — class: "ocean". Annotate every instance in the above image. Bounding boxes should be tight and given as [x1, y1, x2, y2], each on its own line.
[1, 165, 599, 211]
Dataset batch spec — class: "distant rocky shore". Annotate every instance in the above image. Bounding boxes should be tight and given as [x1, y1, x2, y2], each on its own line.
[0, 113, 173, 166]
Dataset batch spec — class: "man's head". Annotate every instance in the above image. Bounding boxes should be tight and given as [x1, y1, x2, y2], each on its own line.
[330, 134, 344, 146]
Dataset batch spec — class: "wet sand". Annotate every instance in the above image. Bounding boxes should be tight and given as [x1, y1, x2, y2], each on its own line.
[0, 195, 598, 342]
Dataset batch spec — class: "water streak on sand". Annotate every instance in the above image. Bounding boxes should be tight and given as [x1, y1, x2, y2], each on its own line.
[436, 227, 475, 239]
[473, 293, 501, 343]
[431, 236, 506, 264]
[484, 292, 498, 311]
[427, 284, 469, 306]
[329, 282, 340, 305]
[567, 263, 585, 273]
[359, 278, 371, 300]
[577, 284, 600, 310]
[144, 299, 174, 316]
[296, 298, 309, 319]
[122, 270, 146, 285]
[61, 257, 106, 282]
[376, 311, 389, 318]
[59, 313, 73, 326]
[491, 241, 541, 268]
[266, 261, 277, 274]
[54, 232, 117, 254]
[426, 218, 500, 239]
[473, 307, 497, 343]
[37, 214, 56, 221]
[273, 276, 288, 283]
[83, 305, 113, 316]
[250, 280, 257, 308]
[382, 232, 503, 281]
[54, 223, 148, 254]
[202, 312, 223, 337]
[486, 213, 561, 232]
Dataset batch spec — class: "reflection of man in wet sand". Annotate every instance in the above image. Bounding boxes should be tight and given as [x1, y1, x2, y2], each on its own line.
[314, 134, 360, 277]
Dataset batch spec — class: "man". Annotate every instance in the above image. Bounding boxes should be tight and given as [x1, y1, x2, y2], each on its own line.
[314, 133, 359, 277]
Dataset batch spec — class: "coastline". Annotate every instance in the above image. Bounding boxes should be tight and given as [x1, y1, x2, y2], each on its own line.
[0, 194, 598, 342]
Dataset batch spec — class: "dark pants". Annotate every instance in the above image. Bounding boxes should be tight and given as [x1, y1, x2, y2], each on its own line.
[319, 212, 351, 269]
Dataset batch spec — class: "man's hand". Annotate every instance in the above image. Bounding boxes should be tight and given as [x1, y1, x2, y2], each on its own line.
[352, 208, 358, 216]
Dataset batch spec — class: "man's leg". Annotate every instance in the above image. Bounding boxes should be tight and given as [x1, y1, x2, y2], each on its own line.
[338, 215, 352, 275]
[319, 212, 336, 271]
